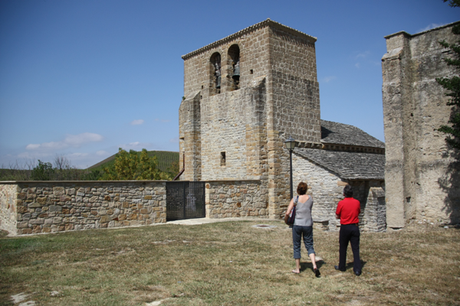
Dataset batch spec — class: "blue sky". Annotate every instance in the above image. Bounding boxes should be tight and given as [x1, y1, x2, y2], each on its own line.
[0, 0, 458, 169]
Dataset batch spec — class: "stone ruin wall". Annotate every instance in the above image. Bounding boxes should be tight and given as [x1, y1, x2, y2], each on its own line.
[382, 21, 460, 228]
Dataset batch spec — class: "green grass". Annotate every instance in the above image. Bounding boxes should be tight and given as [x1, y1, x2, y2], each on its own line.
[1, 221, 459, 305]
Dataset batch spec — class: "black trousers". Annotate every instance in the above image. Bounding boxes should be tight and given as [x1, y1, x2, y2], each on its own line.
[338, 224, 361, 273]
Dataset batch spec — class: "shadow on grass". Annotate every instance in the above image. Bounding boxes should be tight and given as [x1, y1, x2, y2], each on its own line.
[300, 260, 325, 273]
[341, 260, 367, 271]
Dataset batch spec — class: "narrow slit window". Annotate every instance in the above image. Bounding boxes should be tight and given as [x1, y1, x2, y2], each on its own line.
[220, 152, 226, 166]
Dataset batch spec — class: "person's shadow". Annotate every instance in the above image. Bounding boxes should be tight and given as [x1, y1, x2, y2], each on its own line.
[342, 260, 367, 271]
[300, 259, 325, 272]
[300, 260, 367, 272]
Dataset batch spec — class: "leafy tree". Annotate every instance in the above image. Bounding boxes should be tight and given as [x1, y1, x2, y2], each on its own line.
[101, 148, 170, 180]
[166, 160, 180, 178]
[31, 160, 54, 180]
[81, 169, 103, 180]
[437, 0, 460, 150]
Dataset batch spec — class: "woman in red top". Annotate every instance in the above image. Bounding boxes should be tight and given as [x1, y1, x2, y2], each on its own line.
[335, 184, 362, 276]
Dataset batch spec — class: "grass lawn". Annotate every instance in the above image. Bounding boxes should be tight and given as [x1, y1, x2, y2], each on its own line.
[1, 220, 459, 305]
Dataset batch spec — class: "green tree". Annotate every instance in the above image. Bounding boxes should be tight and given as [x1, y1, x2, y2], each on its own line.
[31, 160, 54, 180]
[437, 0, 460, 150]
[101, 148, 170, 180]
[81, 169, 103, 180]
[166, 160, 180, 179]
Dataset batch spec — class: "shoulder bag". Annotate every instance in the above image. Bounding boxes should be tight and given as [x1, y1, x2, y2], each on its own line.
[284, 196, 298, 226]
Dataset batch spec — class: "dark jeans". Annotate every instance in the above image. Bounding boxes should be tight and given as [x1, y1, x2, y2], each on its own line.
[338, 224, 361, 273]
[292, 225, 315, 259]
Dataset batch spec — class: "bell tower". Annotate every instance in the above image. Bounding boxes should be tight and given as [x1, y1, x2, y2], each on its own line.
[178, 19, 320, 218]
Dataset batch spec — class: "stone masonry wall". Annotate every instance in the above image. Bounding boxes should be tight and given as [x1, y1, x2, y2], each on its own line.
[0, 184, 17, 235]
[382, 22, 460, 227]
[292, 153, 343, 230]
[179, 91, 202, 181]
[199, 78, 267, 181]
[205, 180, 268, 218]
[180, 20, 320, 220]
[0, 181, 167, 235]
[182, 24, 270, 100]
[180, 23, 271, 182]
[269, 26, 321, 144]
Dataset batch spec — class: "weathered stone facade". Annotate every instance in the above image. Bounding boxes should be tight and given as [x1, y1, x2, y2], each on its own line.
[179, 19, 386, 231]
[382, 21, 460, 228]
[179, 19, 321, 220]
[0, 181, 167, 235]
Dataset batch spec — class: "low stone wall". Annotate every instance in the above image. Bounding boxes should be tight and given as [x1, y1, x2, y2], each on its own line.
[0, 180, 271, 236]
[0, 184, 17, 235]
[0, 181, 167, 235]
[205, 180, 269, 218]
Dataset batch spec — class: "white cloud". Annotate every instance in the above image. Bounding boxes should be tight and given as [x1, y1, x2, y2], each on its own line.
[322, 76, 336, 83]
[120, 142, 153, 150]
[355, 51, 370, 59]
[64, 133, 103, 147]
[26, 133, 104, 152]
[67, 152, 89, 159]
[419, 23, 445, 32]
[96, 150, 109, 156]
[131, 119, 144, 125]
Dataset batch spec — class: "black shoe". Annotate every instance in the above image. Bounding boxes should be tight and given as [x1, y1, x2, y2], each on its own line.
[354, 270, 361, 276]
[334, 265, 345, 272]
[314, 268, 321, 277]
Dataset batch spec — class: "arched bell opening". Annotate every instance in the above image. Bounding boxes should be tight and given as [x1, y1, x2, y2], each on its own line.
[228, 45, 240, 91]
[210, 52, 221, 95]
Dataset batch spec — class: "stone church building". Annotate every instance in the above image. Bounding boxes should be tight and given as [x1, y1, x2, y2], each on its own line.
[179, 19, 386, 231]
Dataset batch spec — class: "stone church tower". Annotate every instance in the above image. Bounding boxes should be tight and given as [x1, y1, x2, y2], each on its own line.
[179, 19, 321, 218]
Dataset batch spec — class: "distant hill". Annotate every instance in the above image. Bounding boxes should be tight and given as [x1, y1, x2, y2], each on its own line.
[87, 150, 179, 173]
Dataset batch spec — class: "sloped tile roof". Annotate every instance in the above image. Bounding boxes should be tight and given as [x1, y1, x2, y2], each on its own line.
[321, 120, 385, 148]
[294, 120, 385, 180]
[295, 148, 385, 180]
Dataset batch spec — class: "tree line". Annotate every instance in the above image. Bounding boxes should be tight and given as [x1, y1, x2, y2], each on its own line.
[0, 148, 179, 181]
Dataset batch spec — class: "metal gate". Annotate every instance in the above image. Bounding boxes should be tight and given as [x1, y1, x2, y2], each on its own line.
[166, 181, 206, 221]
